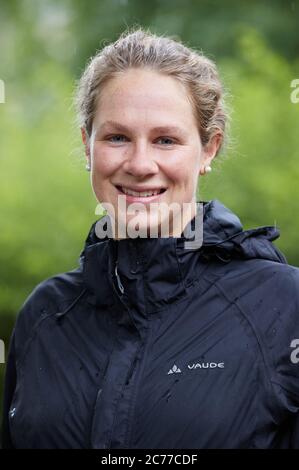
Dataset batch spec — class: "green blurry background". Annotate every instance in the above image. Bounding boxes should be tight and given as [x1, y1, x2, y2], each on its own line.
[0, 0, 299, 437]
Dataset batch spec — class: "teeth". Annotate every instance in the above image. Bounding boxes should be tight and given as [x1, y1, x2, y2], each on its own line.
[121, 187, 162, 197]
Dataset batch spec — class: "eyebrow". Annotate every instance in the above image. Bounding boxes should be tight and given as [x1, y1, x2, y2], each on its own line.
[97, 120, 187, 137]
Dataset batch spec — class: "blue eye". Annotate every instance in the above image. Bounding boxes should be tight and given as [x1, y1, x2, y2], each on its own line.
[108, 134, 127, 143]
[157, 137, 175, 145]
[106, 135, 175, 145]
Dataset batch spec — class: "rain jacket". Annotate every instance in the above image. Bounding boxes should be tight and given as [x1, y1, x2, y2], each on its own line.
[2, 199, 299, 449]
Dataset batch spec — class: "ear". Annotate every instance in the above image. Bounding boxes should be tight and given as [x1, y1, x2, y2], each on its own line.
[81, 127, 91, 162]
[199, 133, 222, 174]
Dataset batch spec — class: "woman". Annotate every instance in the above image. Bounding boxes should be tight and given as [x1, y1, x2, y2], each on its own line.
[2, 27, 299, 449]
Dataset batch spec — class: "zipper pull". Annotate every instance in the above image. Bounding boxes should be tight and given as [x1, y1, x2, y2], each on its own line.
[115, 261, 125, 295]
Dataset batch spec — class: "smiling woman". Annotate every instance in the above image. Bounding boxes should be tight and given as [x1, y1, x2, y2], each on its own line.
[76, 29, 225, 238]
[2, 26, 299, 450]
[83, 67, 216, 238]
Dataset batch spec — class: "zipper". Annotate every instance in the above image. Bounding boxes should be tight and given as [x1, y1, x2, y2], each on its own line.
[124, 321, 153, 449]
[115, 261, 125, 295]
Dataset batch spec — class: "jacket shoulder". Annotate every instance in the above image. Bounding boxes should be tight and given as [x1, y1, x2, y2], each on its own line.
[13, 267, 85, 347]
[21, 267, 84, 312]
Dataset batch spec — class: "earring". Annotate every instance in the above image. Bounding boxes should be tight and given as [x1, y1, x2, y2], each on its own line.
[200, 165, 212, 175]
[86, 163, 91, 171]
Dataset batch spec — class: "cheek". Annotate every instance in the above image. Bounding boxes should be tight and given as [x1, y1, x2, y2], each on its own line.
[164, 153, 199, 187]
[92, 145, 119, 177]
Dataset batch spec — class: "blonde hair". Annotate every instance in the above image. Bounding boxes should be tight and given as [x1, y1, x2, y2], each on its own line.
[75, 26, 229, 156]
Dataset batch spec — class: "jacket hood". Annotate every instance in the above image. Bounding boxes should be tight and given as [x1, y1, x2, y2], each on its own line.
[80, 199, 287, 265]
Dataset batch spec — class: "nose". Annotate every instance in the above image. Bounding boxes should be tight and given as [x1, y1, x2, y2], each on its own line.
[122, 141, 159, 177]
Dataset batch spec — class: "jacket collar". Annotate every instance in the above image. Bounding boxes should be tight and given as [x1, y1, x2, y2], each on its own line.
[81, 199, 287, 311]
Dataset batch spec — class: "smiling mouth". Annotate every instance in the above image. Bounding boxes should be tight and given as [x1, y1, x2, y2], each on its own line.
[115, 186, 167, 197]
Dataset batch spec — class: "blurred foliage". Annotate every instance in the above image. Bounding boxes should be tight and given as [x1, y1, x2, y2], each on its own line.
[0, 0, 299, 440]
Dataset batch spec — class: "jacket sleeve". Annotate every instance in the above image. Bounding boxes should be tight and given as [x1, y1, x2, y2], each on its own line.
[1, 328, 17, 449]
[271, 266, 299, 448]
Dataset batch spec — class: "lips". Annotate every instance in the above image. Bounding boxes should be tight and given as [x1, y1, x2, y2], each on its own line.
[117, 186, 166, 197]
[115, 185, 167, 203]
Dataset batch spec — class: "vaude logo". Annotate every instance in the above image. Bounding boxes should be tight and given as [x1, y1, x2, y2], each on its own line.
[168, 364, 182, 374]
[167, 362, 225, 374]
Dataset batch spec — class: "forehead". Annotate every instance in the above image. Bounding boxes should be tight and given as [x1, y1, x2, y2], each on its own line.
[94, 68, 197, 130]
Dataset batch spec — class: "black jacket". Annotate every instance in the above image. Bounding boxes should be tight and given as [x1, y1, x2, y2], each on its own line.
[2, 199, 299, 449]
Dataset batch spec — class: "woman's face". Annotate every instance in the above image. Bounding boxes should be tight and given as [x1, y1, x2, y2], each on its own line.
[82, 68, 219, 238]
